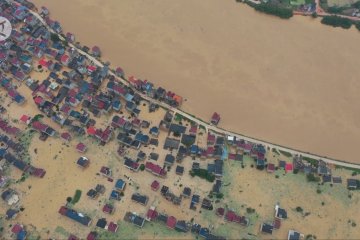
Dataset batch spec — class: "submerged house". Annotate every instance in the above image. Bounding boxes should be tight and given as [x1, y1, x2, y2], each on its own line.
[131, 193, 149, 206]
[58, 206, 92, 226]
[211, 112, 221, 125]
[145, 162, 167, 178]
[1, 189, 19, 206]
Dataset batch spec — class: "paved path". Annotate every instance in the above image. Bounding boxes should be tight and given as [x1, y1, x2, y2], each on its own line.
[24, 3, 360, 170]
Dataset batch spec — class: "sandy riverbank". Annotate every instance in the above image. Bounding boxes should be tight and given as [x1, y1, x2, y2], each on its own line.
[30, 0, 360, 163]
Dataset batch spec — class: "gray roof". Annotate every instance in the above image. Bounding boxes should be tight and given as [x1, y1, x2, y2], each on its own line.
[164, 138, 180, 150]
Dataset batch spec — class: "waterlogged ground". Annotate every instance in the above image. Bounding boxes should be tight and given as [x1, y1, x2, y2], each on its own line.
[218, 156, 360, 239]
[0, 77, 359, 239]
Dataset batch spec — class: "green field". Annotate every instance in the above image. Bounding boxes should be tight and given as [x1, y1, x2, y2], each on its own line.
[327, 0, 356, 7]
[290, 0, 306, 5]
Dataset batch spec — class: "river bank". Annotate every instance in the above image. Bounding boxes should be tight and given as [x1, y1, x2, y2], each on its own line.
[31, 0, 360, 163]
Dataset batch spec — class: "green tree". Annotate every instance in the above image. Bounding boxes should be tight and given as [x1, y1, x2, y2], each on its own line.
[50, 33, 60, 43]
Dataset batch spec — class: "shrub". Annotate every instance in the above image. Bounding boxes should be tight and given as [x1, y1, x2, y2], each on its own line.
[321, 15, 353, 29]
[355, 22, 360, 31]
[190, 169, 215, 182]
[303, 157, 318, 166]
[327, 6, 345, 14]
[279, 150, 292, 157]
[352, 0, 360, 7]
[246, 207, 256, 214]
[253, 3, 293, 19]
[296, 206, 303, 212]
[307, 173, 320, 182]
[50, 33, 60, 43]
[216, 193, 224, 199]
[71, 190, 82, 204]
[139, 164, 145, 171]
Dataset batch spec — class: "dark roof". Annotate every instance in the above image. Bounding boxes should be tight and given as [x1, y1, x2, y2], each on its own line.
[77, 156, 89, 168]
[5, 209, 18, 219]
[149, 138, 159, 146]
[276, 208, 287, 219]
[115, 179, 126, 190]
[288, 231, 301, 240]
[131, 193, 148, 205]
[175, 220, 189, 232]
[182, 187, 191, 197]
[322, 175, 332, 183]
[192, 162, 200, 170]
[201, 198, 213, 210]
[157, 213, 168, 223]
[206, 234, 226, 240]
[164, 138, 180, 150]
[214, 160, 223, 176]
[150, 152, 159, 161]
[96, 218, 107, 229]
[87, 189, 98, 199]
[176, 165, 185, 175]
[332, 176, 342, 184]
[164, 154, 175, 165]
[133, 215, 145, 227]
[191, 194, 200, 204]
[169, 123, 186, 134]
[279, 160, 286, 168]
[347, 179, 359, 189]
[191, 223, 202, 234]
[212, 180, 222, 193]
[161, 185, 169, 195]
[261, 223, 273, 234]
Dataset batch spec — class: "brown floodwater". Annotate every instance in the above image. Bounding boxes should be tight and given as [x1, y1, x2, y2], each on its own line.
[30, 0, 360, 163]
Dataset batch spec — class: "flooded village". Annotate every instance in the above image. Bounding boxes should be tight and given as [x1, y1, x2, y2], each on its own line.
[0, 0, 360, 239]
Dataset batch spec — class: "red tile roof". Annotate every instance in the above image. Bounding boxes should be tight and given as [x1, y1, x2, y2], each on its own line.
[68, 235, 79, 240]
[216, 208, 225, 216]
[11, 224, 23, 234]
[87, 126, 96, 135]
[146, 209, 158, 221]
[32, 121, 48, 132]
[19, 115, 30, 123]
[267, 163, 275, 172]
[34, 96, 44, 105]
[108, 222, 118, 232]
[61, 54, 70, 64]
[102, 204, 114, 214]
[273, 218, 281, 229]
[87, 65, 97, 72]
[285, 163, 293, 173]
[151, 180, 160, 191]
[38, 58, 48, 67]
[61, 132, 72, 141]
[166, 216, 177, 229]
[211, 112, 221, 122]
[145, 162, 166, 177]
[87, 232, 97, 240]
[76, 142, 87, 153]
